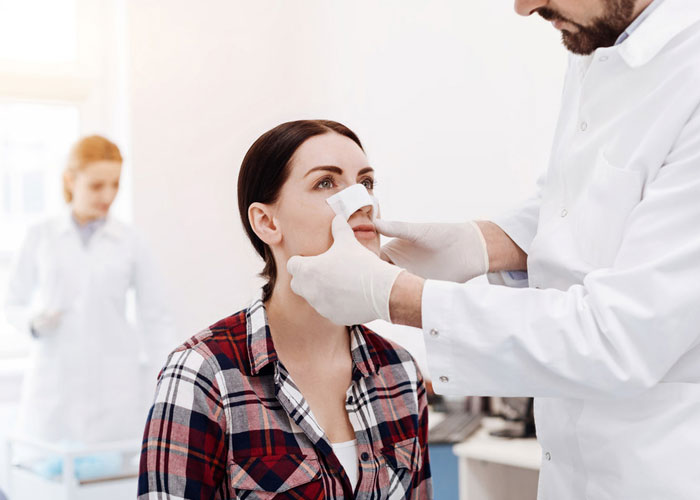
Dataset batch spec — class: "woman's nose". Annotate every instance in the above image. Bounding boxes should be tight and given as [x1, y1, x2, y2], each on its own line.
[514, 0, 548, 16]
[359, 202, 373, 219]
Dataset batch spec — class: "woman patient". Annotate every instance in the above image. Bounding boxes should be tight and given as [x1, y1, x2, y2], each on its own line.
[138, 120, 432, 499]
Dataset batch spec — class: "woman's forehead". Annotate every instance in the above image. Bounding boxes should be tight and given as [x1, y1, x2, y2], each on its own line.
[289, 133, 369, 176]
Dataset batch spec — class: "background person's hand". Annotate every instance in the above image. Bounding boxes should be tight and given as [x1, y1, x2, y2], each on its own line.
[375, 219, 489, 283]
[287, 215, 404, 325]
[30, 310, 63, 338]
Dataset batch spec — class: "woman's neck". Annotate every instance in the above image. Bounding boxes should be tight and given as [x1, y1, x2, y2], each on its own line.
[265, 273, 350, 365]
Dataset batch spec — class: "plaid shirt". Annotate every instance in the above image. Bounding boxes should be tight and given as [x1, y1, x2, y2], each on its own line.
[138, 299, 432, 499]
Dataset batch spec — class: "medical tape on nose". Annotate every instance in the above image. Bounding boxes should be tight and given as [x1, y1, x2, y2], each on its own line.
[326, 183, 378, 221]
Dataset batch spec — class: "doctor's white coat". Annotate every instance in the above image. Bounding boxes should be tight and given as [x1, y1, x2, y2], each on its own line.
[422, 1, 700, 498]
[4, 214, 175, 444]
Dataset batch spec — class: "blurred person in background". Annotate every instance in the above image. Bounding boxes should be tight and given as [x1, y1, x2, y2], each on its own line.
[4, 135, 174, 446]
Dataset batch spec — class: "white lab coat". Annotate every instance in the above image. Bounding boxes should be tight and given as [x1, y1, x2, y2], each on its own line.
[422, 0, 700, 498]
[4, 213, 175, 444]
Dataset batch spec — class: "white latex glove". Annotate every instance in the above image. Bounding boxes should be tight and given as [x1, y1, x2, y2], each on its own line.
[375, 219, 489, 283]
[30, 310, 63, 338]
[287, 215, 405, 326]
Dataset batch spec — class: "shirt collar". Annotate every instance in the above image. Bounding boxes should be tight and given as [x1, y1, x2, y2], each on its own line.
[614, 0, 664, 46]
[614, 0, 700, 67]
[246, 298, 380, 377]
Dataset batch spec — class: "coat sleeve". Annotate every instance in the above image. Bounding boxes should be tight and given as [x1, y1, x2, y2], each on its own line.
[422, 105, 700, 400]
[131, 232, 177, 380]
[485, 171, 545, 287]
[3, 226, 40, 336]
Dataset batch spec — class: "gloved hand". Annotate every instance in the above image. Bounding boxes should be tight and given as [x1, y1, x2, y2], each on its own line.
[374, 219, 489, 283]
[287, 215, 404, 325]
[30, 310, 63, 338]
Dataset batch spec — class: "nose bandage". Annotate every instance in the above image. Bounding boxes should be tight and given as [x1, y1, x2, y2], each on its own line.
[326, 184, 378, 221]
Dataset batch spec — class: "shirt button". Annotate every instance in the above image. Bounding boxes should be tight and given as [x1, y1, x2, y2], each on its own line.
[360, 452, 370, 461]
[545, 452, 552, 461]
[439, 375, 449, 383]
[429, 329, 439, 337]
[580, 121, 588, 132]
[560, 208, 568, 218]
[599, 55, 609, 62]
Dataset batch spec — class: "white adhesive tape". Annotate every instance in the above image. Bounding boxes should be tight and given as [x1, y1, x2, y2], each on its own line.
[326, 183, 378, 221]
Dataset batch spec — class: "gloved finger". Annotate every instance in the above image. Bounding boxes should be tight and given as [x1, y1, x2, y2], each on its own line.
[330, 214, 356, 242]
[374, 219, 417, 240]
[379, 247, 395, 264]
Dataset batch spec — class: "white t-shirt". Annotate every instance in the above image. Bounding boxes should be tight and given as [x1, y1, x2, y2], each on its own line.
[331, 439, 358, 489]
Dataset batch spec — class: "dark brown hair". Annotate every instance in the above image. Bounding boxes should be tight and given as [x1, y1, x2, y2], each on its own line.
[237, 120, 363, 302]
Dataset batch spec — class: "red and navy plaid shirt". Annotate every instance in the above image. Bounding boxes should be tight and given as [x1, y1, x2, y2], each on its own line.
[138, 299, 432, 499]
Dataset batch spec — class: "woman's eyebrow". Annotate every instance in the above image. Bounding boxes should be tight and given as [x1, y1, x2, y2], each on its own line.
[303, 165, 375, 177]
[304, 165, 342, 177]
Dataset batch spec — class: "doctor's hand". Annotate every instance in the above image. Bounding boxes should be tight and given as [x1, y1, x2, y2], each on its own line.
[374, 220, 489, 283]
[30, 310, 63, 338]
[287, 215, 405, 326]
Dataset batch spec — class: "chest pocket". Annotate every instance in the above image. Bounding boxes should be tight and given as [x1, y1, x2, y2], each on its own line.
[228, 454, 322, 499]
[382, 437, 423, 476]
[573, 151, 644, 268]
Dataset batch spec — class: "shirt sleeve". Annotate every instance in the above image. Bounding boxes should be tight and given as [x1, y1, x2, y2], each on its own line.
[3, 225, 40, 336]
[422, 103, 700, 400]
[138, 347, 228, 500]
[411, 368, 433, 499]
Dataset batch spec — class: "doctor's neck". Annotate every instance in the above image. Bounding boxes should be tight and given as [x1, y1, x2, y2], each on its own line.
[265, 271, 349, 360]
[71, 208, 106, 226]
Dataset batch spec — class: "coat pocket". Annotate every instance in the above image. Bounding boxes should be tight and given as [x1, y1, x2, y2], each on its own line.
[573, 151, 644, 268]
[228, 453, 322, 497]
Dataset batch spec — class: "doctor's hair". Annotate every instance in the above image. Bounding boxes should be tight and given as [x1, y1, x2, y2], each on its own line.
[237, 120, 363, 302]
[63, 135, 123, 203]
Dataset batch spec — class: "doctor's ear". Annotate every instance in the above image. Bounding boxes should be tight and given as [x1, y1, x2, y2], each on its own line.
[248, 202, 282, 246]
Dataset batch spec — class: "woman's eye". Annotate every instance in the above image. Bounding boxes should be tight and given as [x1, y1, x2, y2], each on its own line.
[315, 177, 334, 189]
[360, 178, 374, 190]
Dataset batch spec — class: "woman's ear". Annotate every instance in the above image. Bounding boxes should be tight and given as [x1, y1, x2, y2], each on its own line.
[248, 202, 282, 246]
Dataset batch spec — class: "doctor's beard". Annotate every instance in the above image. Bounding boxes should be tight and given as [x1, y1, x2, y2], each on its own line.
[538, 0, 636, 55]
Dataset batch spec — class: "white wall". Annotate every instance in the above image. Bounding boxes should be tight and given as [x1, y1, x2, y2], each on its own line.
[126, 1, 568, 350]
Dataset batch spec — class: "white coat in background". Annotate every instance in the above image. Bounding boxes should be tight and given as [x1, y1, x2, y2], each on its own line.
[4, 213, 176, 444]
[422, 0, 700, 498]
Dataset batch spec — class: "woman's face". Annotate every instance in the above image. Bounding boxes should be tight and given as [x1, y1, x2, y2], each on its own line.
[68, 160, 122, 221]
[272, 132, 380, 261]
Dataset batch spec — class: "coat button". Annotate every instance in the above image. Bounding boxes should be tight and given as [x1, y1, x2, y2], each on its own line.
[580, 121, 588, 131]
[560, 208, 568, 218]
[599, 55, 609, 62]
[429, 329, 439, 337]
[439, 376, 449, 383]
[361, 452, 370, 461]
[545, 452, 552, 461]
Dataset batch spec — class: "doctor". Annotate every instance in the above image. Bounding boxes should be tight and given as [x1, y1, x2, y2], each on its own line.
[4, 135, 174, 445]
[287, 0, 700, 498]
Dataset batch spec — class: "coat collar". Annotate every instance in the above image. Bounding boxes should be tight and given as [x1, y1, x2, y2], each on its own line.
[615, 0, 700, 67]
[56, 210, 126, 240]
[246, 298, 380, 378]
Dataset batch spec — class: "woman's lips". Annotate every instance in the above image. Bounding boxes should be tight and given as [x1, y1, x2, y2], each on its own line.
[352, 223, 377, 241]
